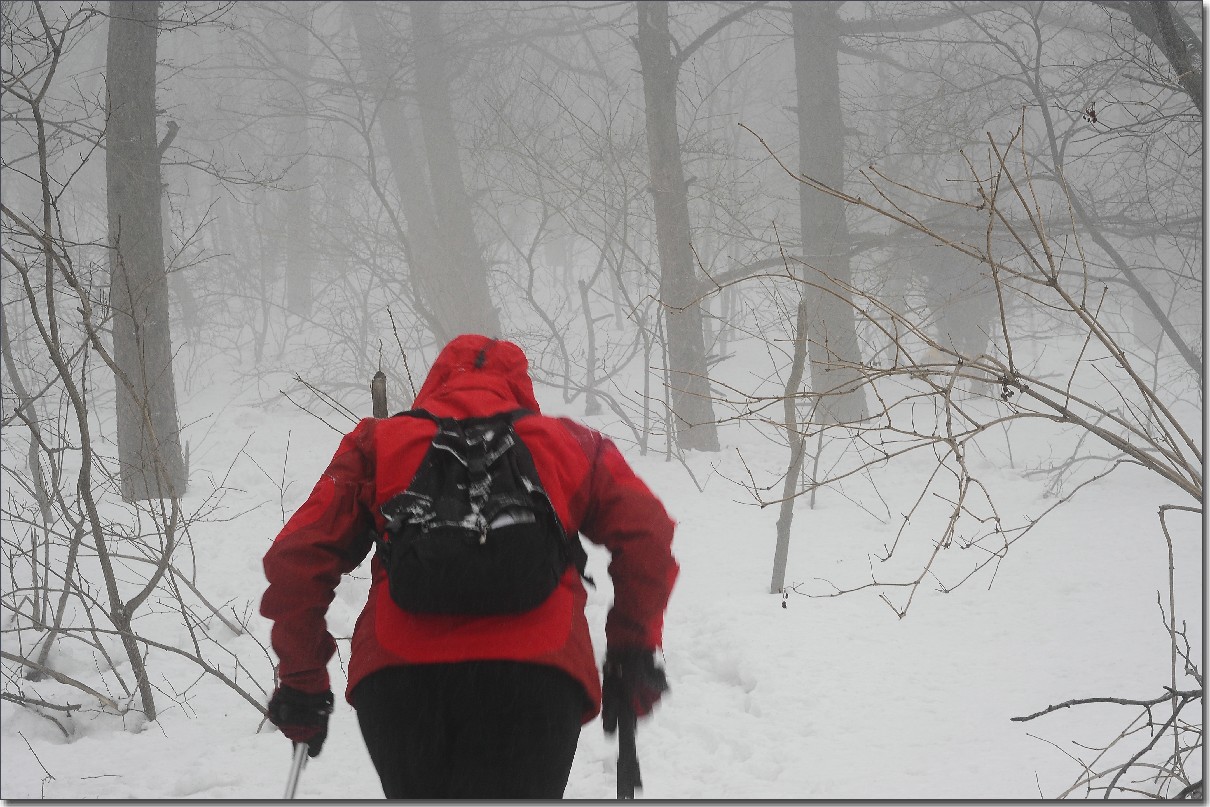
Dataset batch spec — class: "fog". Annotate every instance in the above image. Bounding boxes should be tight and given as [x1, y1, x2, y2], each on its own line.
[1, 0, 1202, 799]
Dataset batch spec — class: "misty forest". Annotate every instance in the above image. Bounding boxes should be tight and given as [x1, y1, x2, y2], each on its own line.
[0, 0, 1203, 799]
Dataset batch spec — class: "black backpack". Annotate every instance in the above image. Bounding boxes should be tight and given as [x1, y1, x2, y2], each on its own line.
[376, 409, 589, 615]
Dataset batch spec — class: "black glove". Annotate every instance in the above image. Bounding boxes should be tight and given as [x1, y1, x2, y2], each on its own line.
[267, 685, 334, 758]
[602, 649, 669, 735]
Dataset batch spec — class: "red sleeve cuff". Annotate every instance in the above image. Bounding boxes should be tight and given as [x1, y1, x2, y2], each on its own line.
[277, 667, 330, 695]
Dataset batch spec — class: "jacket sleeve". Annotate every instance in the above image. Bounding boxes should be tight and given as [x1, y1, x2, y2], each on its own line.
[260, 418, 377, 694]
[577, 432, 678, 652]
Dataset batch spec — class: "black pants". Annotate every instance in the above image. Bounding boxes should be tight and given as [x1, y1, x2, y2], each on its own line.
[353, 661, 586, 799]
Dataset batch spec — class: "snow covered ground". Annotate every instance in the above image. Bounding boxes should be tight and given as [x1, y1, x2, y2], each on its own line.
[0, 351, 1201, 800]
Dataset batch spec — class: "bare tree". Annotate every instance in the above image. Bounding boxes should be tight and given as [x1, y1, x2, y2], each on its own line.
[348, 1, 500, 343]
[272, 3, 317, 318]
[410, 1, 501, 338]
[790, 1, 869, 425]
[1093, 0, 1203, 114]
[106, 0, 186, 502]
[3, 0, 269, 731]
[769, 300, 810, 595]
[746, 119, 1201, 798]
[635, 1, 764, 452]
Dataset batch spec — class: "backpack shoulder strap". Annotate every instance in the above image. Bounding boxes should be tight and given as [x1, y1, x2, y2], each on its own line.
[502, 411, 593, 587]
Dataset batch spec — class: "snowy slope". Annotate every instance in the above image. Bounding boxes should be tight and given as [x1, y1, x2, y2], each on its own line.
[0, 359, 1200, 800]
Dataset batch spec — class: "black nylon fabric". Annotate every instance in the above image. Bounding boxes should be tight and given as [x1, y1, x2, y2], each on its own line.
[378, 409, 587, 615]
[352, 661, 585, 799]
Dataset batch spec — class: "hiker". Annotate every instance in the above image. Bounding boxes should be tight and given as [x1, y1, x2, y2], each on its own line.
[260, 333, 678, 799]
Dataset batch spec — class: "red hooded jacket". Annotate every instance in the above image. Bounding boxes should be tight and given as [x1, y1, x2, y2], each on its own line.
[260, 335, 678, 721]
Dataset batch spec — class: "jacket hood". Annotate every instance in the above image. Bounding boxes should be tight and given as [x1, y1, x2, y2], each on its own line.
[411, 334, 541, 416]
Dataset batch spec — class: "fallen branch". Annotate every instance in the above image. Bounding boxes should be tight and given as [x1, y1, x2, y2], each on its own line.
[0, 650, 121, 711]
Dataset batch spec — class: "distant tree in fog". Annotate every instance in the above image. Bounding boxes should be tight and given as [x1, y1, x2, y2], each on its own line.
[349, 0, 500, 343]
[410, 1, 502, 340]
[635, 1, 724, 451]
[106, 0, 187, 502]
[790, 1, 869, 426]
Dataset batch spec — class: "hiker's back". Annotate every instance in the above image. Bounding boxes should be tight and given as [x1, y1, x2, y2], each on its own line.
[262, 334, 677, 799]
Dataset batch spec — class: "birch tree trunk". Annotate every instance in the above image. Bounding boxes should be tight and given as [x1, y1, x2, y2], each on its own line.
[635, 1, 719, 452]
[792, 1, 869, 425]
[106, 0, 187, 502]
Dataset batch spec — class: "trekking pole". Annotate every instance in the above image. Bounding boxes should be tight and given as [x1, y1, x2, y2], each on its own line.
[283, 742, 308, 799]
[617, 706, 641, 799]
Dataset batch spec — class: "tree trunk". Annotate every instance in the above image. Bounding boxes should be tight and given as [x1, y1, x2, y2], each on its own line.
[579, 278, 603, 416]
[106, 0, 186, 502]
[792, 2, 869, 425]
[410, 2, 501, 339]
[348, 1, 440, 338]
[278, 6, 315, 318]
[349, 1, 498, 342]
[1093, 0, 1203, 114]
[770, 301, 810, 594]
[635, 1, 719, 452]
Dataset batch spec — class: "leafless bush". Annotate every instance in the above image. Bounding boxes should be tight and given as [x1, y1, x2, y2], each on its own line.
[736, 122, 1201, 798]
[1, 2, 269, 735]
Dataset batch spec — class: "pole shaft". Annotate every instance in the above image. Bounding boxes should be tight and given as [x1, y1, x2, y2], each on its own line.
[617, 708, 640, 799]
[284, 742, 308, 799]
